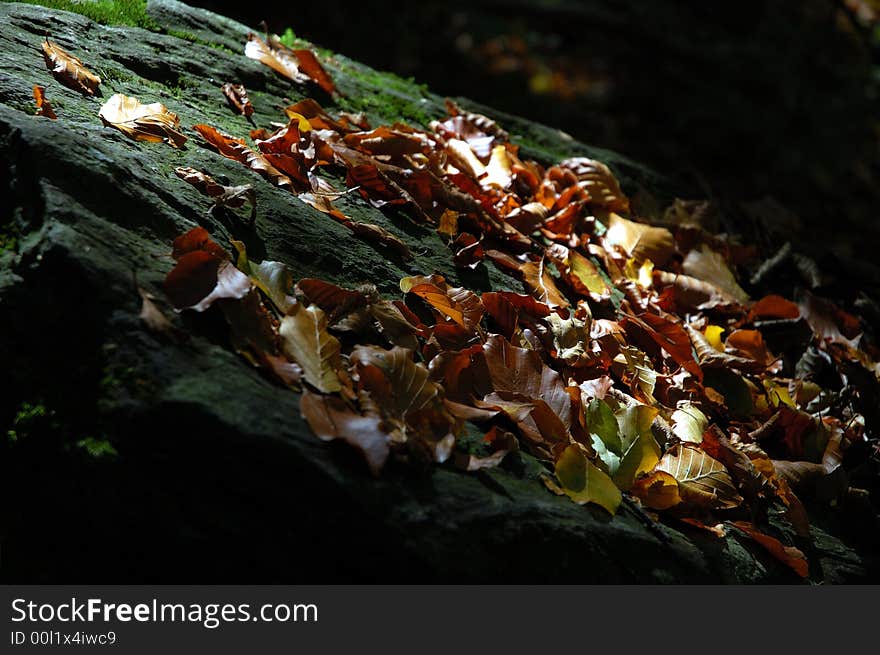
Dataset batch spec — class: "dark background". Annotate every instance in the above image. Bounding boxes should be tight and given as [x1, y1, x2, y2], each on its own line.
[189, 0, 880, 255]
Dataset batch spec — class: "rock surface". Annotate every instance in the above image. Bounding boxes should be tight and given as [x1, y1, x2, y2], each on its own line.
[0, 0, 870, 582]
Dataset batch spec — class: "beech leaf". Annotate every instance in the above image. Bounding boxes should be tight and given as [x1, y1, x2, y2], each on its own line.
[99, 94, 187, 148]
[279, 302, 342, 393]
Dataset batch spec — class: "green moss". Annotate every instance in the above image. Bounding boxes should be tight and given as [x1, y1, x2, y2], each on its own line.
[3, 0, 160, 30]
[76, 436, 118, 458]
[6, 401, 54, 443]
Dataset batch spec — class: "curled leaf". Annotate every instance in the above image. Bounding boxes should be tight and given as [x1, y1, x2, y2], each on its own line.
[32, 85, 56, 119]
[99, 94, 187, 148]
[41, 39, 100, 96]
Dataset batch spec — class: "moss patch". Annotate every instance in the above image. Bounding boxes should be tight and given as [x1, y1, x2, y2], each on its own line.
[2, 0, 160, 30]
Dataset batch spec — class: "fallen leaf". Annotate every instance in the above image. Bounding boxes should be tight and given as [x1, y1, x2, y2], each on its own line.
[400, 274, 484, 330]
[728, 521, 808, 578]
[631, 470, 682, 510]
[99, 94, 187, 148]
[558, 157, 630, 213]
[671, 402, 708, 443]
[300, 389, 390, 475]
[220, 82, 254, 117]
[41, 38, 100, 96]
[554, 444, 622, 514]
[32, 85, 56, 119]
[521, 257, 570, 310]
[194, 124, 292, 188]
[604, 213, 674, 266]
[279, 302, 342, 393]
[175, 167, 256, 222]
[682, 244, 749, 304]
[656, 444, 743, 509]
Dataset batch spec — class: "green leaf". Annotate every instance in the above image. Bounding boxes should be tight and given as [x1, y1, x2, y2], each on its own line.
[586, 398, 621, 454]
[555, 444, 622, 514]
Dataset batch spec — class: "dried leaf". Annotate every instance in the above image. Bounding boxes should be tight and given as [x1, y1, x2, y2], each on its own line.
[279, 302, 342, 393]
[656, 444, 743, 509]
[164, 228, 252, 312]
[671, 402, 708, 444]
[41, 39, 100, 96]
[221, 82, 254, 117]
[605, 213, 674, 266]
[300, 389, 390, 475]
[400, 274, 484, 330]
[32, 85, 56, 119]
[350, 345, 444, 420]
[194, 124, 292, 189]
[729, 521, 808, 578]
[99, 94, 187, 148]
[558, 157, 630, 213]
[175, 167, 256, 222]
[682, 244, 749, 304]
[521, 257, 569, 310]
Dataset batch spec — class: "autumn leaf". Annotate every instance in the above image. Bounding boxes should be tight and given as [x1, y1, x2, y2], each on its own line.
[32, 85, 56, 119]
[346, 221, 412, 260]
[682, 244, 749, 304]
[350, 345, 445, 420]
[41, 38, 100, 96]
[221, 82, 254, 117]
[175, 167, 256, 222]
[400, 274, 484, 330]
[554, 444, 622, 514]
[656, 444, 743, 509]
[604, 213, 674, 266]
[671, 402, 708, 444]
[558, 157, 630, 213]
[521, 257, 570, 310]
[163, 228, 252, 312]
[279, 302, 342, 393]
[245, 33, 337, 95]
[300, 389, 390, 476]
[728, 521, 809, 578]
[231, 240, 296, 314]
[99, 94, 187, 148]
[631, 470, 681, 510]
[193, 124, 292, 189]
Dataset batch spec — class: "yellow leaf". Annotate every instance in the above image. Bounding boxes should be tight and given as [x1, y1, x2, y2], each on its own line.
[704, 325, 725, 351]
[763, 378, 795, 408]
[631, 470, 682, 510]
[555, 444, 622, 514]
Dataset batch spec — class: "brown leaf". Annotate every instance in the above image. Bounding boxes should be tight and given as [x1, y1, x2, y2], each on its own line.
[279, 302, 342, 393]
[300, 389, 390, 476]
[558, 157, 630, 213]
[654, 271, 741, 311]
[220, 82, 254, 117]
[138, 287, 174, 334]
[32, 85, 56, 119]
[99, 94, 187, 148]
[482, 335, 572, 434]
[193, 124, 292, 189]
[604, 213, 674, 266]
[682, 244, 749, 304]
[729, 521, 808, 578]
[685, 323, 765, 373]
[41, 38, 100, 96]
[400, 274, 484, 330]
[290, 48, 338, 96]
[350, 345, 445, 421]
[749, 294, 801, 321]
[655, 444, 743, 509]
[296, 278, 367, 323]
[521, 257, 570, 310]
[163, 228, 252, 312]
[174, 167, 256, 221]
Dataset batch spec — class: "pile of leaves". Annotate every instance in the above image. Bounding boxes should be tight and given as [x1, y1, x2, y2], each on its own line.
[34, 29, 880, 579]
